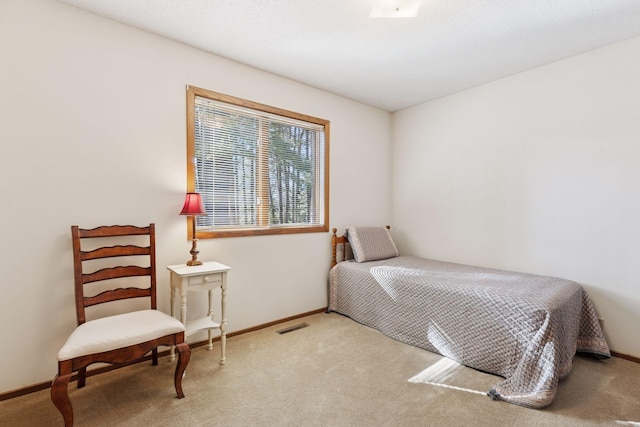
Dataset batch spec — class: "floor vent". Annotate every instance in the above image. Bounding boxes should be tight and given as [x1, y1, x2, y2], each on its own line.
[276, 323, 309, 334]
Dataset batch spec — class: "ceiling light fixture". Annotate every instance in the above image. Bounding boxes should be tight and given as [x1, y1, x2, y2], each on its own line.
[370, 0, 422, 18]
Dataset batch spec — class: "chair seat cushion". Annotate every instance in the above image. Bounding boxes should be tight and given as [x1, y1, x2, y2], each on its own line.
[58, 309, 185, 361]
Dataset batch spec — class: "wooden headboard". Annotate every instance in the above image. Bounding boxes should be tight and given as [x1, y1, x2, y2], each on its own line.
[331, 228, 347, 269]
[330, 226, 391, 269]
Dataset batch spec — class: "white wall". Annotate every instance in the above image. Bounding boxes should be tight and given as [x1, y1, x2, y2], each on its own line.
[392, 36, 640, 358]
[0, 0, 392, 393]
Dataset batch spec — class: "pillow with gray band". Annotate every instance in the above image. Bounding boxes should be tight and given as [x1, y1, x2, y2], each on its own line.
[347, 226, 399, 263]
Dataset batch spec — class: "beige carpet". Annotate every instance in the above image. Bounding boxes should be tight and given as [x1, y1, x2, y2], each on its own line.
[2, 312, 639, 426]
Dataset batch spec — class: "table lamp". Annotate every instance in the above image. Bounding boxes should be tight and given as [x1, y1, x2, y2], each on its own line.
[180, 192, 207, 266]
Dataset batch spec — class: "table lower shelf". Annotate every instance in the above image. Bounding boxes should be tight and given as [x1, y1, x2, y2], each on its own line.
[186, 317, 221, 337]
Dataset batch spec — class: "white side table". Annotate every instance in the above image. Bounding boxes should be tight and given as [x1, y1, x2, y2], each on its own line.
[167, 261, 230, 365]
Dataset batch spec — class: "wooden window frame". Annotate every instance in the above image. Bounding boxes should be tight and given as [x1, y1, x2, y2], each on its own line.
[186, 85, 330, 239]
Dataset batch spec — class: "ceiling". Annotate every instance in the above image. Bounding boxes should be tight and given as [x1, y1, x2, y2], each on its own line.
[57, 0, 640, 112]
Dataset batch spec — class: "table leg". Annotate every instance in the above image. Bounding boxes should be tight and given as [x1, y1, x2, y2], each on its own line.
[220, 277, 227, 365]
[180, 291, 187, 324]
[169, 284, 176, 361]
[207, 289, 214, 350]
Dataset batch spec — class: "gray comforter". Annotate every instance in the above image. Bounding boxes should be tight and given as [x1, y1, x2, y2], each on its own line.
[329, 256, 610, 409]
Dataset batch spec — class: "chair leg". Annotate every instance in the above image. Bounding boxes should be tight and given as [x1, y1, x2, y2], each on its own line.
[174, 342, 191, 399]
[77, 367, 86, 388]
[51, 373, 74, 427]
[152, 347, 158, 366]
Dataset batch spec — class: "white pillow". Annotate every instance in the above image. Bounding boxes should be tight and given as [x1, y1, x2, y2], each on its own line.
[347, 226, 399, 263]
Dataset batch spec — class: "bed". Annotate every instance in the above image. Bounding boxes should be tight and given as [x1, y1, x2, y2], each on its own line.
[328, 226, 610, 409]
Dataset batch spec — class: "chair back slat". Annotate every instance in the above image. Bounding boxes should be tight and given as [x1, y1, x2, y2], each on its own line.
[84, 287, 152, 308]
[82, 266, 152, 284]
[77, 224, 152, 238]
[71, 224, 157, 325]
[81, 245, 150, 260]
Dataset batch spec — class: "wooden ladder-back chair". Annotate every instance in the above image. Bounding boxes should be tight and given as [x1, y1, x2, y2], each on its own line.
[51, 224, 191, 427]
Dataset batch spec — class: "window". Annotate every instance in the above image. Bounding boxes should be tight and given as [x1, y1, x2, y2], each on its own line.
[186, 86, 330, 238]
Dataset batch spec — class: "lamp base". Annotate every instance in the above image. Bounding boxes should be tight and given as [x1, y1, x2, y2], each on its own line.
[186, 235, 202, 266]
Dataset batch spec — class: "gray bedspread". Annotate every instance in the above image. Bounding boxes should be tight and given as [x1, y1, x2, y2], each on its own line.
[329, 256, 610, 409]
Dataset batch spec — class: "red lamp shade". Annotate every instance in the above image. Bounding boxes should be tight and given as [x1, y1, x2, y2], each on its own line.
[179, 192, 207, 216]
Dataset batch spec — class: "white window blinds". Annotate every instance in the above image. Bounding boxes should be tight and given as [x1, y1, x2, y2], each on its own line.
[192, 95, 326, 232]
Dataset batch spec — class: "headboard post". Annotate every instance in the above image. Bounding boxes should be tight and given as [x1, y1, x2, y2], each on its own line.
[331, 228, 338, 269]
